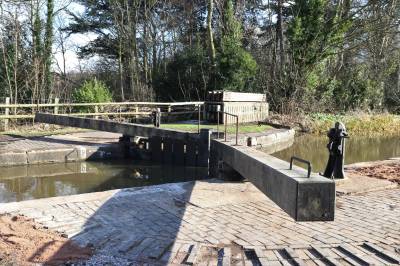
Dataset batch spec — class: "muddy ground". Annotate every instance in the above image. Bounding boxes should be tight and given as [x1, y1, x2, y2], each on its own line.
[345, 159, 400, 184]
[0, 214, 92, 266]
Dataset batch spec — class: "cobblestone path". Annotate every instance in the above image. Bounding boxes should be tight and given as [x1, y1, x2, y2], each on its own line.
[1, 181, 399, 265]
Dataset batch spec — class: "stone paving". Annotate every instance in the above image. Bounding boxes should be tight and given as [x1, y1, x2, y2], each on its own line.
[0, 131, 124, 166]
[1, 180, 399, 265]
[0, 131, 121, 151]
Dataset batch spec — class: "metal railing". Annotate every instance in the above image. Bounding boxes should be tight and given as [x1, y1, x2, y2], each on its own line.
[216, 110, 239, 146]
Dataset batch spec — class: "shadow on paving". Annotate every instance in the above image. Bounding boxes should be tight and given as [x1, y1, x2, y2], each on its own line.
[50, 181, 198, 265]
[31, 178, 263, 265]
[38, 179, 205, 264]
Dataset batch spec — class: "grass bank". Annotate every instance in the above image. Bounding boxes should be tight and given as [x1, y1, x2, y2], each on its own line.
[308, 113, 400, 136]
[160, 123, 272, 134]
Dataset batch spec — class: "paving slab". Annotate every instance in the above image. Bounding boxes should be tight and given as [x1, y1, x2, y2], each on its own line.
[1, 179, 399, 265]
[0, 131, 124, 166]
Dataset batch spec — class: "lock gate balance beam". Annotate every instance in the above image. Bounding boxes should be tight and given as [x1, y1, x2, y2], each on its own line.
[210, 140, 336, 221]
[34, 113, 195, 141]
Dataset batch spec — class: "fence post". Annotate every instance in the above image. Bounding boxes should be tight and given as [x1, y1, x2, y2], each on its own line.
[167, 105, 171, 123]
[135, 106, 139, 123]
[202, 103, 206, 121]
[198, 104, 201, 134]
[4, 97, 10, 131]
[54, 98, 59, 114]
[94, 105, 99, 119]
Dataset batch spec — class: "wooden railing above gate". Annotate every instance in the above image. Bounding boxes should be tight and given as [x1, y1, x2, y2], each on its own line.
[0, 97, 204, 130]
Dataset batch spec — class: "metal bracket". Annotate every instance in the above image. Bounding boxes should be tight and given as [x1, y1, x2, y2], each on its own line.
[290, 156, 312, 178]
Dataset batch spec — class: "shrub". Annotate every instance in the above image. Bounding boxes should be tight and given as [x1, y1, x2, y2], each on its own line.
[73, 78, 112, 104]
[216, 0, 258, 91]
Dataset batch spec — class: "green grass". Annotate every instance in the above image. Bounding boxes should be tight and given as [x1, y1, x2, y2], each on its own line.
[308, 113, 400, 136]
[160, 123, 272, 134]
[1, 123, 271, 138]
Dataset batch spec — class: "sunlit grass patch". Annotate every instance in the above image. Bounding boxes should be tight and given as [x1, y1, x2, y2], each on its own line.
[160, 123, 272, 134]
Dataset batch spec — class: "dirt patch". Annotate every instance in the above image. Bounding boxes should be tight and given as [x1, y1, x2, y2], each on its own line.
[0, 214, 92, 266]
[346, 161, 400, 184]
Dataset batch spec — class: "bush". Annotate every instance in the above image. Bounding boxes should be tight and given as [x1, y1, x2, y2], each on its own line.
[73, 78, 112, 104]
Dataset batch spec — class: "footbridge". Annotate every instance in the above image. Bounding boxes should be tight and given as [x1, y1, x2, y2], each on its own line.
[35, 113, 335, 221]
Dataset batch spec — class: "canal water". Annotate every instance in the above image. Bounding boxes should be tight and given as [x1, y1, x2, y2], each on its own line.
[270, 134, 400, 173]
[0, 160, 208, 203]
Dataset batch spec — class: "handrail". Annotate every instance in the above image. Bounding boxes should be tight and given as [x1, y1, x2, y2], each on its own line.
[216, 110, 239, 146]
[0, 101, 204, 108]
[290, 156, 312, 178]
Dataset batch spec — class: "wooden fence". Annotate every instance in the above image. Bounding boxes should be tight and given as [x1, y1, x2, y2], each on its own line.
[0, 97, 204, 130]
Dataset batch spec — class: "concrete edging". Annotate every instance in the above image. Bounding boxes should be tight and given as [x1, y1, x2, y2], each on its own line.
[0, 144, 126, 167]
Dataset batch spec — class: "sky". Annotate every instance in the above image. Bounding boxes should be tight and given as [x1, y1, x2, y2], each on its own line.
[53, 2, 96, 73]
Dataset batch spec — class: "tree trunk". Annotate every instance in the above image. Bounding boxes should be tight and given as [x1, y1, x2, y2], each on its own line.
[276, 0, 285, 68]
[143, 1, 149, 86]
[207, 0, 216, 67]
[44, 0, 54, 102]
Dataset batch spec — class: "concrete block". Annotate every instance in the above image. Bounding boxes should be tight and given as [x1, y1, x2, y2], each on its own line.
[0, 152, 27, 166]
[0, 164, 28, 178]
[27, 148, 78, 164]
[255, 129, 295, 147]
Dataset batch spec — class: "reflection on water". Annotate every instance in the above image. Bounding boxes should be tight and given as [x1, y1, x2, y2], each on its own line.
[270, 134, 400, 173]
[0, 160, 208, 203]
